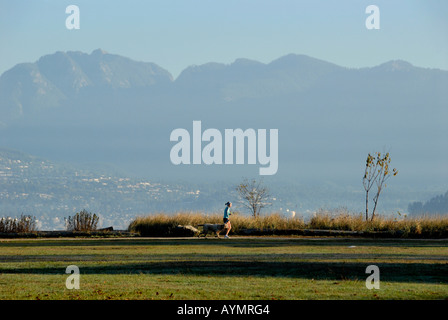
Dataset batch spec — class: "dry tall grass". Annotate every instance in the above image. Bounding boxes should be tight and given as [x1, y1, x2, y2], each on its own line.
[309, 208, 448, 237]
[128, 209, 448, 238]
[128, 211, 305, 236]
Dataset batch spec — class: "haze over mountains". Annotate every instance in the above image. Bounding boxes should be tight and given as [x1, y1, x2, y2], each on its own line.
[0, 147, 194, 229]
[0, 49, 447, 224]
[1, 146, 436, 230]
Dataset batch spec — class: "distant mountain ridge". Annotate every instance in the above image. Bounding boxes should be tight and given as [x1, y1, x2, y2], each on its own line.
[3, 49, 448, 125]
[175, 53, 343, 100]
[0, 49, 173, 123]
[0, 49, 447, 185]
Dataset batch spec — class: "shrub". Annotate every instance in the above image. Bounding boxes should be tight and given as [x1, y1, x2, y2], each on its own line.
[0, 214, 37, 233]
[65, 209, 99, 231]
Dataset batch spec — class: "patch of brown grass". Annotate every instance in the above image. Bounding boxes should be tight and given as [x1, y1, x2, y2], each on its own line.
[128, 209, 448, 238]
[309, 208, 448, 237]
[128, 211, 305, 236]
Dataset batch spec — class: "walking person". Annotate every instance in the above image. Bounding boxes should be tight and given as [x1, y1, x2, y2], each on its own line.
[223, 202, 232, 238]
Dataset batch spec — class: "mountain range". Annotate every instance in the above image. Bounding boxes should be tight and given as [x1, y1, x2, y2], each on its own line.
[0, 49, 447, 219]
[2, 49, 447, 127]
[0, 49, 172, 124]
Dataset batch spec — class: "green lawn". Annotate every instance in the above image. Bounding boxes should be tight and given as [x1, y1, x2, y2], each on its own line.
[0, 237, 447, 300]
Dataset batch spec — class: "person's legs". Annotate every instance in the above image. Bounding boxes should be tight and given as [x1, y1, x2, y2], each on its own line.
[225, 222, 231, 236]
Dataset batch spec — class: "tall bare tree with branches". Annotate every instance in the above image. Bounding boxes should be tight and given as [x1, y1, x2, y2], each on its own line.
[236, 178, 272, 217]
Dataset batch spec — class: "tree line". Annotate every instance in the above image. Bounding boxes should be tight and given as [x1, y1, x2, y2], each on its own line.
[408, 191, 448, 215]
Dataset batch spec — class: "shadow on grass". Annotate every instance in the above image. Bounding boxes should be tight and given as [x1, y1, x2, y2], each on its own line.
[1, 252, 447, 262]
[1, 238, 447, 248]
[2, 260, 447, 284]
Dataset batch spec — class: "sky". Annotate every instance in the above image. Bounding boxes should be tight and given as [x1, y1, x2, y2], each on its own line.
[0, 0, 447, 78]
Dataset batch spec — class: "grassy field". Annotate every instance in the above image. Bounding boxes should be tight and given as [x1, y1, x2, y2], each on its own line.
[0, 237, 447, 300]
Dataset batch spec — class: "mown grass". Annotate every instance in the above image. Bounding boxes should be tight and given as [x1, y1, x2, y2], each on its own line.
[0, 238, 447, 300]
[128, 210, 448, 238]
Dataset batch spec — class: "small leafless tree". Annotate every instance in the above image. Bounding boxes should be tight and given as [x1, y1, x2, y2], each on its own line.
[363, 152, 398, 221]
[236, 178, 272, 217]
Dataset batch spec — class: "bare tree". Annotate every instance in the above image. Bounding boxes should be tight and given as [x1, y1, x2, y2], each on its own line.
[363, 152, 398, 221]
[236, 178, 271, 217]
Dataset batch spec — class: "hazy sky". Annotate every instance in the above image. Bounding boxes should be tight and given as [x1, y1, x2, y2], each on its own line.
[1, 0, 447, 78]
